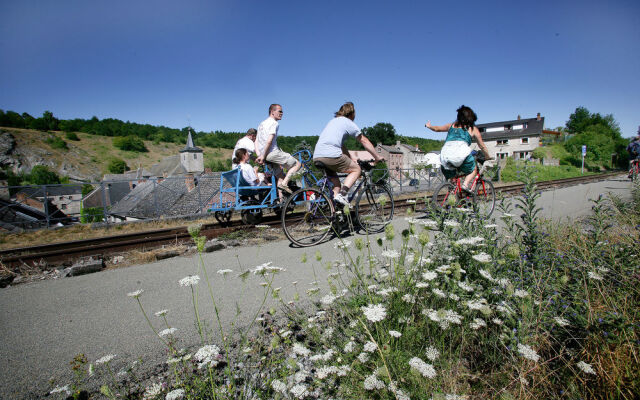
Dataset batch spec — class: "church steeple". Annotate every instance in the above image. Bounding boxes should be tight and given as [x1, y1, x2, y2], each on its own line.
[179, 129, 204, 173]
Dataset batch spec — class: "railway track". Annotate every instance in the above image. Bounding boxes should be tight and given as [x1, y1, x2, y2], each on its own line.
[0, 171, 624, 268]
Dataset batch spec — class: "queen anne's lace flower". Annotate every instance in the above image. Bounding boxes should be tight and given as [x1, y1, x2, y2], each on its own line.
[458, 281, 474, 292]
[363, 374, 386, 390]
[470, 318, 487, 330]
[409, 357, 437, 378]
[362, 303, 387, 322]
[271, 379, 287, 394]
[178, 275, 200, 286]
[363, 341, 378, 352]
[344, 341, 356, 353]
[513, 289, 529, 298]
[320, 294, 336, 305]
[165, 389, 185, 400]
[159, 328, 177, 337]
[455, 236, 484, 246]
[402, 294, 416, 303]
[154, 309, 168, 317]
[517, 343, 540, 362]
[194, 345, 220, 368]
[142, 383, 162, 400]
[577, 361, 596, 374]
[472, 252, 492, 263]
[554, 316, 570, 327]
[127, 289, 144, 298]
[425, 346, 440, 361]
[588, 271, 603, 281]
[216, 269, 233, 275]
[50, 385, 71, 395]
[96, 354, 116, 364]
[443, 220, 460, 227]
[357, 352, 370, 363]
[289, 384, 308, 399]
[381, 249, 400, 259]
[292, 343, 311, 357]
[389, 330, 402, 338]
[422, 271, 437, 281]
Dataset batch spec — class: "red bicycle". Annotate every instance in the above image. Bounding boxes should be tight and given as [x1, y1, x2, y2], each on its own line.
[431, 153, 496, 217]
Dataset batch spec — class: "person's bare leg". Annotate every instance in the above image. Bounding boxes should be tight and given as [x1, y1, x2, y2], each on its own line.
[339, 161, 361, 195]
[463, 168, 477, 189]
[329, 176, 341, 197]
[281, 161, 302, 187]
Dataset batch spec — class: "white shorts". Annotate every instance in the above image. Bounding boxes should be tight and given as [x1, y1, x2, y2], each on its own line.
[265, 148, 297, 176]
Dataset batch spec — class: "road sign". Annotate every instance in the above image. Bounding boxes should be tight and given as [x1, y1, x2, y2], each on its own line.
[582, 145, 587, 156]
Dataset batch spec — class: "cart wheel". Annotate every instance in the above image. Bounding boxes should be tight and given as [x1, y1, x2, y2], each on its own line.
[241, 209, 263, 225]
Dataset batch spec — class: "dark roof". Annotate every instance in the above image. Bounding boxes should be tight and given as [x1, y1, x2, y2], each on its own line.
[377, 145, 403, 154]
[477, 117, 544, 141]
[398, 143, 424, 153]
[109, 173, 221, 219]
[148, 155, 187, 177]
[0, 198, 70, 231]
[17, 184, 83, 197]
[180, 132, 203, 153]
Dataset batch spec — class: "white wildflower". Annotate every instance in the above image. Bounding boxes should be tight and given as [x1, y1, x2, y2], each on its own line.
[470, 318, 487, 330]
[306, 287, 320, 294]
[194, 345, 220, 368]
[420, 219, 438, 228]
[142, 383, 162, 400]
[492, 318, 503, 325]
[597, 266, 610, 273]
[216, 269, 233, 275]
[316, 365, 338, 379]
[337, 364, 351, 376]
[406, 199, 417, 204]
[443, 220, 460, 227]
[320, 294, 336, 305]
[95, 354, 116, 365]
[416, 281, 429, 288]
[458, 281, 474, 292]
[588, 271, 603, 281]
[159, 328, 177, 337]
[389, 330, 402, 338]
[344, 341, 356, 353]
[478, 269, 494, 281]
[178, 275, 200, 286]
[422, 271, 438, 281]
[334, 240, 352, 250]
[381, 249, 400, 259]
[294, 371, 308, 383]
[455, 236, 484, 246]
[484, 224, 498, 228]
[554, 317, 570, 327]
[432, 288, 446, 298]
[501, 213, 514, 218]
[165, 389, 185, 400]
[377, 287, 398, 296]
[472, 252, 492, 263]
[513, 289, 529, 298]
[292, 343, 311, 357]
[409, 357, 437, 378]
[449, 293, 460, 301]
[363, 341, 378, 352]
[290, 384, 308, 399]
[402, 294, 416, 303]
[154, 309, 169, 317]
[362, 303, 387, 322]
[368, 284, 378, 290]
[357, 352, 370, 363]
[271, 379, 287, 394]
[363, 374, 386, 390]
[425, 346, 440, 361]
[251, 262, 272, 274]
[467, 299, 488, 311]
[517, 343, 540, 362]
[577, 361, 596, 375]
[127, 289, 144, 298]
[436, 265, 450, 273]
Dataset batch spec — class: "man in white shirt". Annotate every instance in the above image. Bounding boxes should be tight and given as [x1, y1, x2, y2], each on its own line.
[255, 104, 301, 193]
[231, 128, 257, 168]
[313, 102, 383, 205]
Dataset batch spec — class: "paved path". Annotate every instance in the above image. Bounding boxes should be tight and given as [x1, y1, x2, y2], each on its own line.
[0, 175, 632, 399]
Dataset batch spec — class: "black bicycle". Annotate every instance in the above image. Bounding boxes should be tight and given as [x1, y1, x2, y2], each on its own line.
[281, 159, 395, 247]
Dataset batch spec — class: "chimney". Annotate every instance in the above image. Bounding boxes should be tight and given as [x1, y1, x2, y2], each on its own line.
[517, 115, 521, 120]
[415, 144, 419, 151]
[536, 113, 541, 121]
[185, 173, 195, 192]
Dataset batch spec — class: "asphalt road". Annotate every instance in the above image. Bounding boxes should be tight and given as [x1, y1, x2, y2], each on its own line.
[0, 175, 632, 399]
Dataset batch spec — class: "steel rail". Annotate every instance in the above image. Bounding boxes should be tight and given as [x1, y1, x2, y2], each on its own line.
[0, 171, 624, 268]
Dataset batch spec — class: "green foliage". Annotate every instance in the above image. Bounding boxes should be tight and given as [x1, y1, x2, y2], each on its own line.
[205, 158, 232, 172]
[500, 158, 590, 182]
[112, 135, 148, 152]
[28, 165, 61, 185]
[81, 184, 94, 197]
[362, 122, 397, 146]
[45, 135, 68, 150]
[80, 207, 104, 223]
[107, 158, 129, 174]
[65, 132, 80, 141]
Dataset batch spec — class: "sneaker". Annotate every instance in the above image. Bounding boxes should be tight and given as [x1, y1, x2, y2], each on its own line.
[333, 193, 350, 206]
[461, 184, 473, 194]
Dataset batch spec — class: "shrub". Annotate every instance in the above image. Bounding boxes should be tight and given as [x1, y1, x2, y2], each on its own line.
[65, 132, 80, 141]
[107, 158, 129, 174]
[113, 136, 148, 152]
[45, 135, 68, 150]
[204, 158, 231, 172]
[28, 165, 61, 185]
[80, 207, 104, 223]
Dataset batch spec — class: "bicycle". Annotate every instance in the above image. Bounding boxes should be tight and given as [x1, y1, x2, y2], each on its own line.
[431, 152, 496, 217]
[281, 159, 395, 247]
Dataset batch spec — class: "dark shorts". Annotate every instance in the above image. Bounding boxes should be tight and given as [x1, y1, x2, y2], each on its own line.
[313, 155, 353, 177]
[441, 153, 476, 180]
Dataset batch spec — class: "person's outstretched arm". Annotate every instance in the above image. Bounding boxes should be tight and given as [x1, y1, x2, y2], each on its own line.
[425, 121, 452, 132]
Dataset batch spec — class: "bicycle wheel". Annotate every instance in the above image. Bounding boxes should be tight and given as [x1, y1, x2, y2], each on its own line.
[281, 187, 335, 247]
[431, 182, 475, 213]
[354, 183, 394, 233]
[474, 179, 496, 217]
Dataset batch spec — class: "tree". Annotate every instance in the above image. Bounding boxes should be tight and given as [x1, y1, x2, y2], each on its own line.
[29, 165, 61, 185]
[362, 123, 397, 146]
[107, 158, 129, 174]
[42, 111, 59, 131]
[565, 107, 621, 137]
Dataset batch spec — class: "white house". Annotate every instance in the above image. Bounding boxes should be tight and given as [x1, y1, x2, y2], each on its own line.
[475, 114, 546, 161]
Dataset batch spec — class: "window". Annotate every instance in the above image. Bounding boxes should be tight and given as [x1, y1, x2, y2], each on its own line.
[377, 148, 381, 153]
[521, 137, 529, 144]
[514, 151, 531, 160]
[504, 124, 512, 130]
[497, 139, 509, 145]
[513, 124, 523, 130]
[496, 152, 509, 159]
[61, 204, 67, 210]
[193, 153, 197, 159]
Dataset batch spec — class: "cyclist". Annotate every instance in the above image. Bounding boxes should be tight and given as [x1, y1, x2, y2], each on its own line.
[425, 105, 491, 192]
[313, 102, 384, 206]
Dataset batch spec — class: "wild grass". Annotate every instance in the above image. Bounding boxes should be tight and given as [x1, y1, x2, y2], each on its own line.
[53, 167, 639, 399]
[500, 158, 594, 182]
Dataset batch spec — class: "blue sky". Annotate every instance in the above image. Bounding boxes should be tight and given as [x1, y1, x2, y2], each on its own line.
[1, 0, 639, 139]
